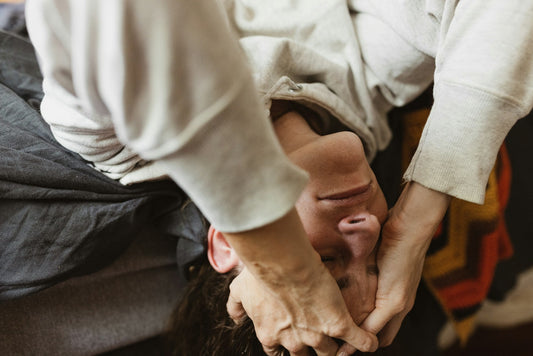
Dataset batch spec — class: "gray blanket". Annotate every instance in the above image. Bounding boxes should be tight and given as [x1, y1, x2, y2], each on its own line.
[0, 31, 206, 300]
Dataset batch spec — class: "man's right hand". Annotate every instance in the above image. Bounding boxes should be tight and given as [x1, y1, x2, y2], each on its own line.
[337, 182, 450, 354]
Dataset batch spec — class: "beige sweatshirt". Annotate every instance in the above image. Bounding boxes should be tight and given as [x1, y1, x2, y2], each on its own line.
[25, 0, 533, 232]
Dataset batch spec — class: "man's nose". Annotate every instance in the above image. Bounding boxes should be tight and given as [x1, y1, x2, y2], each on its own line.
[338, 213, 380, 238]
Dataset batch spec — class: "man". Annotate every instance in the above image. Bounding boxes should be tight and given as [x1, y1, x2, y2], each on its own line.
[167, 109, 388, 355]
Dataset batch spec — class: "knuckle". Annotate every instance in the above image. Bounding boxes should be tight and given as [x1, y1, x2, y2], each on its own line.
[284, 341, 306, 354]
[256, 330, 277, 348]
[262, 344, 279, 356]
[259, 337, 277, 349]
[228, 279, 240, 294]
[359, 336, 377, 353]
[304, 333, 325, 349]
[278, 332, 309, 354]
[328, 320, 352, 337]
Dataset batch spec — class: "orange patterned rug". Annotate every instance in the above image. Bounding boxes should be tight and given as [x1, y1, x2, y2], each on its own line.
[401, 108, 514, 343]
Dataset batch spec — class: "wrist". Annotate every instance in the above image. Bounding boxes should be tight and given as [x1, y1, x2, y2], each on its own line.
[389, 181, 451, 244]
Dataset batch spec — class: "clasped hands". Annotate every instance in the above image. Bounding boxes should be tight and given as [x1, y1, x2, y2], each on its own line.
[225, 183, 450, 355]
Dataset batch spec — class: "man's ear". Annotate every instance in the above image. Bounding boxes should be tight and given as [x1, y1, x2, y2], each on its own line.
[207, 226, 240, 273]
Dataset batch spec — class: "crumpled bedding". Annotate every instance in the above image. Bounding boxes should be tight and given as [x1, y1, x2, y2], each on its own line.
[0, 31, 206, 300]
[0, 3, 26, 35]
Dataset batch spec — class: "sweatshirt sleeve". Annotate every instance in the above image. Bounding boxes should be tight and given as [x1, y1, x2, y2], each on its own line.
[26, 0, 308, 232]
[404, 0, 533, 204]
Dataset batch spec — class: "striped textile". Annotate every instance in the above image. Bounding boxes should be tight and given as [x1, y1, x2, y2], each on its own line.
[401, 108, 514, 343]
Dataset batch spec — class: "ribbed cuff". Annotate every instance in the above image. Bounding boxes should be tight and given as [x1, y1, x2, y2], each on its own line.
[403, 81, 520, 204]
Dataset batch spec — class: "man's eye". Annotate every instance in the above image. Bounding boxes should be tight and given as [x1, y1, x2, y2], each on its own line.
[321, 256, 335, 262]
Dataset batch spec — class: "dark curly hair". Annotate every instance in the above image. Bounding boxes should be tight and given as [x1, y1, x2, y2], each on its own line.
[165, 256, 289, 356]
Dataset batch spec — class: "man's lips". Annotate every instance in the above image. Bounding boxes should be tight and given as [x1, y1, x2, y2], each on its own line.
[318, 182, 372, 201]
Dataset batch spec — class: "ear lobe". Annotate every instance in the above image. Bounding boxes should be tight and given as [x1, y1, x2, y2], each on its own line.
[207, 226, 240, 273]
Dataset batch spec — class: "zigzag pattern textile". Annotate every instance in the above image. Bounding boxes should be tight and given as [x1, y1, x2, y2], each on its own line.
[401, 109, 513, 344]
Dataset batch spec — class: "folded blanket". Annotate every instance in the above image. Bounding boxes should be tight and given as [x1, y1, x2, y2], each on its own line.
[401, 108, 514, 343]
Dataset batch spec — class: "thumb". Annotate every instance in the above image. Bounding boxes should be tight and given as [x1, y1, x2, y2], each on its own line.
[227, 278, 247, 324]
[360, 308, 391, 335]
[338, 322, 379, 353]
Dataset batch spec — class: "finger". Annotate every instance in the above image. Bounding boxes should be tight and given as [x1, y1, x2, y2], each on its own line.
[226, 291, 246, 324]
[312, 335, 339, 356]
[377, 314, 404, 347]
[360, 307, 394, 335]
[263, 344, 281, 356]
[338, 323, 378, 353]
[336, 342, 356, 356]
[289, 348, 312, 356]
[280, 335, 311, 356]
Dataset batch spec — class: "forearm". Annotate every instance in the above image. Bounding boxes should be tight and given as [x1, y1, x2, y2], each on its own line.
[223, 208, 322, 284]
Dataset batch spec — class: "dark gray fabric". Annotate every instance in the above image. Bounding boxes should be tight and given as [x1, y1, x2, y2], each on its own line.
[0, 226, 182, 356]
[0, 5, 26, 35]
[0, 31, 206, 300]
[0, 30, 41, 104]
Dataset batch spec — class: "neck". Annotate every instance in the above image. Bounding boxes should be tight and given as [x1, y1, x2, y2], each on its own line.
[273, 111, 319, 155]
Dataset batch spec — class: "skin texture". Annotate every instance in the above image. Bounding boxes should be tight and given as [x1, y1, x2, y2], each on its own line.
[360, 182, 450, 345]
[217, 111, 389, 355]
[337, 181, 450, 355]
[275, 111, 388, 325]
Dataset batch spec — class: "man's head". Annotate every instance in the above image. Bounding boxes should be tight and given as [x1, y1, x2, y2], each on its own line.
[167, 110, 388, 355]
